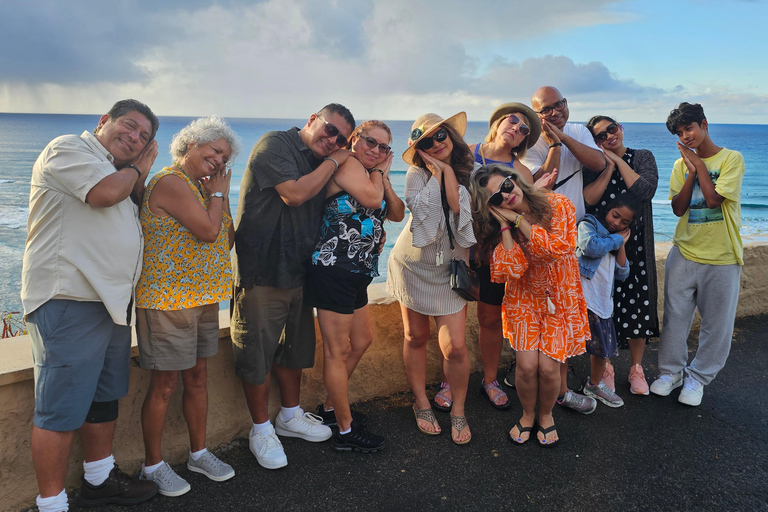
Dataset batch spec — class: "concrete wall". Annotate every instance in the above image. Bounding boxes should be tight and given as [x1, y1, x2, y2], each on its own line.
[2, 242, 767, 511]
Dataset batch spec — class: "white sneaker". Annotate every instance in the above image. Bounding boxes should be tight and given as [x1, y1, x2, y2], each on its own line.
[275, 410, 332, 442]
[678, 376, 704, 406]
[650, 371, 684, 396]
[140, 462, 190, 497]
[248, 424, 287, 469]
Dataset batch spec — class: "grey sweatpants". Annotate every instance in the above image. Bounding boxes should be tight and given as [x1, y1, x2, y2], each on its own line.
[658, 246, 741, 385]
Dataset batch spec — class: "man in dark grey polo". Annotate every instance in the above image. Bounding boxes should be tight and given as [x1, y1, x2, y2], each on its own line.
[231, 104, 355, 469]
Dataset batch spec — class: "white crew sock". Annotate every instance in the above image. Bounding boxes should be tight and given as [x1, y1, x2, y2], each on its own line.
[189, 448, 208, 461]
[36, 489, 68, 512]
[251, 420, 272, 436]
[142, 460, 164, 475]
[280, 405, 302, 422]
[83, 454, 115, 486]
[339, 427, 352, 435]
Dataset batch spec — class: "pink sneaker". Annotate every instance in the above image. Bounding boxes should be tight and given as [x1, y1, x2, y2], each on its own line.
[602, 360, 615, 392]
[628, 364, 650, 395]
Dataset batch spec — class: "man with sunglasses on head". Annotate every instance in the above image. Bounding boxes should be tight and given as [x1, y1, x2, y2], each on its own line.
[520, 86, 607, 416]
[231, 103, 355, 470]
[522, 86, 606, 223]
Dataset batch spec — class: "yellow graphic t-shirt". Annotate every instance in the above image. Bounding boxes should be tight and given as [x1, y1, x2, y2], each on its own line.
[669, 148, 744, 266]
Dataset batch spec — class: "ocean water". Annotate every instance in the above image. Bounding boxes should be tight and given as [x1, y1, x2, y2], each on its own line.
[1, 113, 767, 315]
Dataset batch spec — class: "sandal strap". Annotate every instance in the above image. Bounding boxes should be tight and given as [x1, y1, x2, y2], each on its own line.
[414, 406, 437, 424]
[450, 415, 469, 433]
[513, 420, 534, 434]
[482, 379, 508, 405]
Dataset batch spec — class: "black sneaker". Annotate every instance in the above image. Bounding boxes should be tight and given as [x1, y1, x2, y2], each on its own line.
[78, 465, 158, 507]
[332, 422, 385, 453]
[502, 360, 516, 388]
[315, 404, 368, 427]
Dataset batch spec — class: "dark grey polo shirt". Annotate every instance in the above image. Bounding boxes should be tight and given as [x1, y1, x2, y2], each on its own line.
[232, 127, 324, 289]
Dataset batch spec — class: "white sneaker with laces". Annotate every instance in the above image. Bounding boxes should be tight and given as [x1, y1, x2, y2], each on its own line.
[275, 410, 332, 442]
[678, 376, 704, 406]
[248, 424, 288, 469]
[650, 371, 684, 396]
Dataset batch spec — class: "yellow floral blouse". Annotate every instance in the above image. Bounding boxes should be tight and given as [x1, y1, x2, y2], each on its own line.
[135, 167, 232, 310]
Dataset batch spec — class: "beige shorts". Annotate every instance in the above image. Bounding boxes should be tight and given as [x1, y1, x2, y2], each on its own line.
[136, 304, 220, 371]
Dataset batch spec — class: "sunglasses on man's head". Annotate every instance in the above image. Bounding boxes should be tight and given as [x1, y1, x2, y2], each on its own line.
[592, 123, 620, 144]
[416, 127, 449, 151]
[489, 175, 516, 206]
[316, 114, 348, 147]
[504, 114, 530, 137]
[360, 134, 391, 154]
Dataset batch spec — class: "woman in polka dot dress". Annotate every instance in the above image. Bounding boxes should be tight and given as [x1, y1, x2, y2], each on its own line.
[583, 116, 659, 396]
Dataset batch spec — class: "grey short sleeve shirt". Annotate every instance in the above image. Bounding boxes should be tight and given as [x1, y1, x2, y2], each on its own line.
[232, 127, 324, 289]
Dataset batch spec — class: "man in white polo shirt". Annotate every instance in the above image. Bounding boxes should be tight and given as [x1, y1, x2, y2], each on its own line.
[21, 99, 159, 512]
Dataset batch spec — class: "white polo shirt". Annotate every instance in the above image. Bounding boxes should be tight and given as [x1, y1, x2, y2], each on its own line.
[21, 131, 143, 325]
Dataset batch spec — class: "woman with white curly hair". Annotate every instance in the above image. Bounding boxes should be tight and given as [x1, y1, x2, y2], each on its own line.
[135, 116, 241, 496]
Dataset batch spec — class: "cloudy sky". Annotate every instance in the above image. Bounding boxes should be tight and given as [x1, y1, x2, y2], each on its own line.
[0, 0, 765, 123]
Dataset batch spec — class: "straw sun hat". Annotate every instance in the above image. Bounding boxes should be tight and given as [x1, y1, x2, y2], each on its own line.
[487, 102, 541, 149]
[402, 111, 467, 166]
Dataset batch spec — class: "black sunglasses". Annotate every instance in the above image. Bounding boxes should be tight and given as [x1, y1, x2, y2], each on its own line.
[504, 114, 531, 137]
[593, 123, 620, 144]
[316, 114, 348, 147]
[489, 175, 516, 206]
[359, 134, 391, 154]
[416, 127, 449, 151]
[535, 98, 567, 116]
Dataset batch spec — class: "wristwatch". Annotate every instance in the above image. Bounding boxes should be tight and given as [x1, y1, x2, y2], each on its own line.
[210, 192, 224, 199]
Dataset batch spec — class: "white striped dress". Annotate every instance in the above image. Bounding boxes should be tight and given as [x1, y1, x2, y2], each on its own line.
[386, 165, 476, 316]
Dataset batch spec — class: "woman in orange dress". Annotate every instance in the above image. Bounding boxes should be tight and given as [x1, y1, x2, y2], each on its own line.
[470, 164, 589, 447]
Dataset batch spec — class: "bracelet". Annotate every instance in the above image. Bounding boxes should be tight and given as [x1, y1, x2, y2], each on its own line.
[371, 168, 384, 176]
[548, 143, 562, 149]
[499, 226, 512, 234]
[126, 164, 142, 178]
[514, 213, 525, 229]
[324, 157, 339, 174]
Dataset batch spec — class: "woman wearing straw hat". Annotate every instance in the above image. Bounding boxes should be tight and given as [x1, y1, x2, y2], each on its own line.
[466, 103, 541, 411]
[386, 112, 476, 445]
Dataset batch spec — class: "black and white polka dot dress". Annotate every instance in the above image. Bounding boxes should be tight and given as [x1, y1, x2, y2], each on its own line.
[584, 148, 660, 345]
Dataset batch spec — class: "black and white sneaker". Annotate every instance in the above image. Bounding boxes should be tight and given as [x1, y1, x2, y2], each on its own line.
[315, 405, 368, 427]
[503, 360, 516, 388]
[331, 421, 385, 453]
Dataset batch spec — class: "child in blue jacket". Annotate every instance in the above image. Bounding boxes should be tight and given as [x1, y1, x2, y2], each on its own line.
[576, 196, 637, 407]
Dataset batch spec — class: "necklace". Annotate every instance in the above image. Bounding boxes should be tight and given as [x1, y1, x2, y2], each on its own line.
[175, 161, 203, 193]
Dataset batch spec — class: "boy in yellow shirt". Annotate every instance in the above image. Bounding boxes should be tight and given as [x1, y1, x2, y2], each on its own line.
[650, 102, 745, 406]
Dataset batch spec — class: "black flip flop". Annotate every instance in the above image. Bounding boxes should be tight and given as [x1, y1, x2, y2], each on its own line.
[507, 421, 534, 445]
[537, 424, 559, 448]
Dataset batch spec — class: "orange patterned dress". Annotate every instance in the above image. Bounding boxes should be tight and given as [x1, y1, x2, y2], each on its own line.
[490, 193, 589, 362]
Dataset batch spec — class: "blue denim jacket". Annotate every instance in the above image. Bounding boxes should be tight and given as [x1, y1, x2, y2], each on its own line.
[576, 214, 630, 281]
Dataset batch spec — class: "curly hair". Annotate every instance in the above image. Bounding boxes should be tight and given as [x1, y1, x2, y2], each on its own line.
[411, 123, 474, 190]
[170, 116, 242, 165]
[666, 102, 706, 135]
[484, 111, 533, 161]
[470, 164, 552, 262]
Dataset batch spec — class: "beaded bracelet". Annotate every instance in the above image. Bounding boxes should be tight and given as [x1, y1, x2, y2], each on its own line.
[514, 213, 525, 229]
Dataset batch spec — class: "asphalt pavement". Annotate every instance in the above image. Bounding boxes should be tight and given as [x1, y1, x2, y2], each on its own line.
[64, 314, 768, 512]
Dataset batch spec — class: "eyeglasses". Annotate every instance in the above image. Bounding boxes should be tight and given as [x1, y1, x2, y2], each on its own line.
[416, 127, 449, 151]
[504, 114, 530, 137]
[488, 175, 516, 206]
[535, 98, 567, 117]
[359, 134, 391, 154]
[315, 114, 348, 147]
[592, 123, 620, 144]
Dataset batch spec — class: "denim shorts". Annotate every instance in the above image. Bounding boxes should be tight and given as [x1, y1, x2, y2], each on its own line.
[136, 303, 220, 371]
[27, 300, 131, 431]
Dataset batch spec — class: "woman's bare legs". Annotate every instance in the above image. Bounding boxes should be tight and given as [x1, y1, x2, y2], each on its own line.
[317, 309, 355, 431]
[401, 305, 439, 433]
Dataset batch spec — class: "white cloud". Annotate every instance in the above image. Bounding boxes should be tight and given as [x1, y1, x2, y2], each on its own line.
[0, 0, 765, 123]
